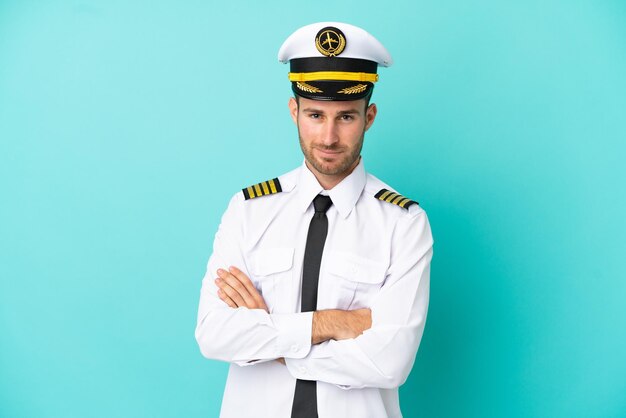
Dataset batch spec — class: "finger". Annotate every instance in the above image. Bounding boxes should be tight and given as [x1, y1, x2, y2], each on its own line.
[228, 266, 256, 293]
[217, 269, 256, 308]
[215, 276, 247, 308]
[217, 288, 237, 308]
[229, 266, 268, 310]
[217, 280, 245, 307]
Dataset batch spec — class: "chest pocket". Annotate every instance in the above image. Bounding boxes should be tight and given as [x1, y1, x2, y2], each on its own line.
[249, 247, 294, 313]
[324, 252, 387, 310]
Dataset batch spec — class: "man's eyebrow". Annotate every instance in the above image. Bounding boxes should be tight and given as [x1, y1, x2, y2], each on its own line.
[301, 107, 325, 113]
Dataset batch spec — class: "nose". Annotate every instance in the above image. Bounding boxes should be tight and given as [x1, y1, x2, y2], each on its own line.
[321, 119, 339, 146]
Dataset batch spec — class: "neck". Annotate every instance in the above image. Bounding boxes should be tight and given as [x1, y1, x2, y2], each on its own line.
[306, 157, 360, 190]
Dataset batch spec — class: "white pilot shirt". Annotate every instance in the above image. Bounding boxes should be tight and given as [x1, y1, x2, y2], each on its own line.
[195, 158, 433, 418]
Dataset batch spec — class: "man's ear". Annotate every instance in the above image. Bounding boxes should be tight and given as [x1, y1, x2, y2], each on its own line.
[364, 103, 377, 131]
[288, 97, 298, 124]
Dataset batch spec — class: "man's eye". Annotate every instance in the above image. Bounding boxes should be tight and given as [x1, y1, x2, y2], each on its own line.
[309, 114, 320, 119]
[341, 115, 354, 121]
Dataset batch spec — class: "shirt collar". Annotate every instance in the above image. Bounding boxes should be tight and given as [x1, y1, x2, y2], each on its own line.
[296, 158, 367, 219]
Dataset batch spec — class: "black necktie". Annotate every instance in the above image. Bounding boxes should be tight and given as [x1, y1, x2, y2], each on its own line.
[291, 195, 333, 418]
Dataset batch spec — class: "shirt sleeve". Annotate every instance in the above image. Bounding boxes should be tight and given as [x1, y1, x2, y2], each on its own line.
[195, 194, 313, 365]
[284, 209, 433, 389]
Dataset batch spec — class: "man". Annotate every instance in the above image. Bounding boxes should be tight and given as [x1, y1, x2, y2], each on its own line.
[195, 22, 433, 418]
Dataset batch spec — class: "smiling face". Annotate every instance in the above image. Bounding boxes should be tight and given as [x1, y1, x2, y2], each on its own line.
[289, 96, 377, 189]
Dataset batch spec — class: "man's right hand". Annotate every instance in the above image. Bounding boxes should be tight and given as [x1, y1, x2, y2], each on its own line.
[312, 309, 372, 345]
[215, 266, 269, 312]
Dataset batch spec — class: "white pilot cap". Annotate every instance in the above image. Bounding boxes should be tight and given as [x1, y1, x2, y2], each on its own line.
[278, 21, 393, 67]
[277, 22, 393, 101]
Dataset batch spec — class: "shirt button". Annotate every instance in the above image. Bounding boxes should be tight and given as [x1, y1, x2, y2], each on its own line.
[291, 344, 299, 352]
[299, 366, 307, 374]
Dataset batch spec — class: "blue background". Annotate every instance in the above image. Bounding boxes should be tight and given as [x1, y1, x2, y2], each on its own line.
[1, 1, 625, 417]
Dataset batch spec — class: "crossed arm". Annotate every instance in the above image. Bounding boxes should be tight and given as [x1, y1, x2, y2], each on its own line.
[195, 194, 433, 389]
[215, 266, 372, 346]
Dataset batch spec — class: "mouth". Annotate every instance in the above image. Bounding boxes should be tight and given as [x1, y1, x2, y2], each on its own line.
[315, 147, 343, 158]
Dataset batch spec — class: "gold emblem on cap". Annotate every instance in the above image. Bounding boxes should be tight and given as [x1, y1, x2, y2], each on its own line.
[315, 27, 346, 57]
[296, 82, 323, 93]
[338, 84, 367, 95]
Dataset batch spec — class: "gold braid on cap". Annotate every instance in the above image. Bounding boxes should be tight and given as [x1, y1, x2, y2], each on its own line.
[338, 84, 368, 95]
[289, 71, 378, 83]
[296, 82, 323, 93]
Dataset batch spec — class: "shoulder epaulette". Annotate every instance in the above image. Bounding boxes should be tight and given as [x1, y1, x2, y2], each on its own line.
[374, 189, 418, 210]
[242, 178, 282, 200]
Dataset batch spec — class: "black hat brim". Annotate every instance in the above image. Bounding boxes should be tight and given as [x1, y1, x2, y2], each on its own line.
[291, 80, 374, 101]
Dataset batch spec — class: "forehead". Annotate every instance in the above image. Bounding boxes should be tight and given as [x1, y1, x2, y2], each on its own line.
[298, 96, 366, 112]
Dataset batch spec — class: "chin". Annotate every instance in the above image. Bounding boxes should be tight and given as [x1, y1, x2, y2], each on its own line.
[321, 165, 349, 176]
[315, 159, 341, 171]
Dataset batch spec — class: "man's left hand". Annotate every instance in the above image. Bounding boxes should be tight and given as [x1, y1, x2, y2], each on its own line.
[215, 266, 269, 312]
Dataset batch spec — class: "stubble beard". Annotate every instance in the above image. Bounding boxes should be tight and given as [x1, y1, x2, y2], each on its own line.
[298, 129, 365, 177]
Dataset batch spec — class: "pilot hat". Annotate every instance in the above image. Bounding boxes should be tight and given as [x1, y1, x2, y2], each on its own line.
[278, 22, 392, 101]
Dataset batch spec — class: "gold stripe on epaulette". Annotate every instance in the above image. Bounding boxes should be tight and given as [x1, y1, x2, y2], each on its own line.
[378, 190, 391, 201]
[269, 179, 278, 194]
[242, 178, 283, 200]
[374, 188, 418, 210]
